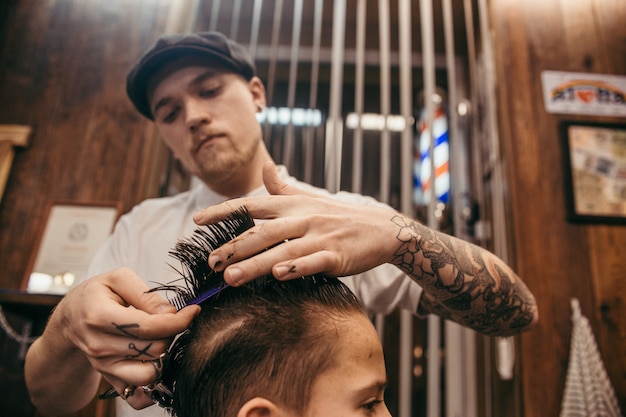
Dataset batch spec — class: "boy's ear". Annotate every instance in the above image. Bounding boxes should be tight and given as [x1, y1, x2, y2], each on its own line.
[237, 397, 286, 417]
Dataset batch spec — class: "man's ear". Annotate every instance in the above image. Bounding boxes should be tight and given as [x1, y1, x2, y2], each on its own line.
[248, 76, 267, 111]
[237, 397, 285, 417]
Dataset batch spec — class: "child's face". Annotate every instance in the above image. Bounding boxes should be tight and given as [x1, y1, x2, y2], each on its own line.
[303, 312, 391, 417]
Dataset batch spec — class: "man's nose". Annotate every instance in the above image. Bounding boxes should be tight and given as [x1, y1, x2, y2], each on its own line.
[185, 99, 210, 133]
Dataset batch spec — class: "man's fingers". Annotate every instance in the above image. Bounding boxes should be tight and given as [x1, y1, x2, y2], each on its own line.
[107, 305, 200, 340]
[261, 161, 287, 195]
[193, 163, 321, 225]
[100, 359, 162, 387]
[101, 374, 156, 410]
[82, 269, 200, 339]
[271, 251, 337, 280]
[102, 268, 175, 315]
[262, 161, 319, 198]
[216, 237, 326, 286]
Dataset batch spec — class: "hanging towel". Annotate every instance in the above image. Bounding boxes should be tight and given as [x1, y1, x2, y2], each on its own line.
[559, 298, 623, 417]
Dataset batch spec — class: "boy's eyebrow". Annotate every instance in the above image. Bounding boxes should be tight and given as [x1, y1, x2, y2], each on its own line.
[353, 381, 388, 396]
[152, 70, 220, 115]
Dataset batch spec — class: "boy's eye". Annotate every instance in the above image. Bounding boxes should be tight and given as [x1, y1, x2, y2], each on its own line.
[362, 399, 383, 412]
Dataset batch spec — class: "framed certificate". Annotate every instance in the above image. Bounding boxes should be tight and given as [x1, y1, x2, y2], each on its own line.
[23, 201, 121, 294]
[562, 122, 626, 223]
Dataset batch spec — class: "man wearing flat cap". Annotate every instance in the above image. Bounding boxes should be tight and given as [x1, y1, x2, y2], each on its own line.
[25, 32, 537, 417]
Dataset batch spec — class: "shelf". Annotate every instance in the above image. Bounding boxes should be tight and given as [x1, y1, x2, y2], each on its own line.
[0, 289, 62, 317]
[0, 289, 62, 306]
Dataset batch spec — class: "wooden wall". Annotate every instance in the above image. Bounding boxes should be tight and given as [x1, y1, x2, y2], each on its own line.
[491, 0, 626, 415]
[0, 0, 177, 291]
[1, 0, 624, 416]
[0, 1, 178, 416]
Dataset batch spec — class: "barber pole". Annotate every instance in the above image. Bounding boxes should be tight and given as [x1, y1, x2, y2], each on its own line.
[414, 99, 450, 205]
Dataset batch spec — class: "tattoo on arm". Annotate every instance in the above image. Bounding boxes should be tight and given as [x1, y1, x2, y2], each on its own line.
[390, 214, 537, 336]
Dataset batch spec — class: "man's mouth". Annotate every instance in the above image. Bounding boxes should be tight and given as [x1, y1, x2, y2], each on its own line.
[194, 135, 222, 154]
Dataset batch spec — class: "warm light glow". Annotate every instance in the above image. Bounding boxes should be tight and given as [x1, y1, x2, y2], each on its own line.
[256, 107, 323, 126]
[345, 113, 414, 132]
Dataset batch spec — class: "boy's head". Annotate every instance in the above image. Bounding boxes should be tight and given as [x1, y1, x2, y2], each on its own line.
[153, 208, 389, 417]
[168, 276, 389, 417]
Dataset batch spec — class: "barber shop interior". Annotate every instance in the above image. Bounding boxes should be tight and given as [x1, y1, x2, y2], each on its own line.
[0, 1, 624, 416]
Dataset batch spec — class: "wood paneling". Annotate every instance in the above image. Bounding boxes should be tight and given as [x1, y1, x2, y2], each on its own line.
[1, 1, 625, 416]
[0, 1, 176, 416]
[491, 0, 626, 415]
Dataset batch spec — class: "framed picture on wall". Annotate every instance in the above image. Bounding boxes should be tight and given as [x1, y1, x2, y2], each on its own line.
[22, 201, 121, 294]
[561, 121, 626, 224]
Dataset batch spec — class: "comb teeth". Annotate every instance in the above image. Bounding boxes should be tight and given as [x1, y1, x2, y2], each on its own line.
[157, 207, 255, 310]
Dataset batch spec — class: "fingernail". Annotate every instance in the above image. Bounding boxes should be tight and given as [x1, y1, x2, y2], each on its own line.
[185, 305, 201, 318]
[274, 265, 289, 278]
[155, 303, 177, 314]
[210, 255, 223, 270]
[274, 264, 296, 278]
[225, 267, 242, 285]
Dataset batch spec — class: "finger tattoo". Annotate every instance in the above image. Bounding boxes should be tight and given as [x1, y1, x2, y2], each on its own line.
[113, 322, 140, 338]
[125, 342, 155, 359]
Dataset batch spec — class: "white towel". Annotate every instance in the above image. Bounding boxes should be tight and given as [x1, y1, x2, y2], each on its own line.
[559, 298, 623, 417]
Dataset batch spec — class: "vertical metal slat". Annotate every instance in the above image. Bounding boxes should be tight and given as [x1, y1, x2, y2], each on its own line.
[441, 1, 478, 416]
[378, 0, 391, 204]
[303, 0, 323, 185]
[262, 0, 284, 154]
[463, 1, 493, 416]
[248, 0, 263, 60]
[282, 0, 303, 172]
[477, 0, 517, 394]
[265, 0, 284, 107]
[398, 0, 414, 416]
[420, 0, 442, 416]
[166, 0, 200, 33]
[325, 0, 346, 193]
[208, 0, 221, 32]
[229, 0, 242, 39]
[351, 0, 366, 194]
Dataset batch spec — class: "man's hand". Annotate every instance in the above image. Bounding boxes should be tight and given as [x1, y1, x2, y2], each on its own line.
[193, 161, 402, 286]
[193, 162, 538, 336]
[25, 268, 200, 414]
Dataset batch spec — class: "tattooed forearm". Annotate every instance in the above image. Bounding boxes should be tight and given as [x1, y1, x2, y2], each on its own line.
[390, 214, 538, 336]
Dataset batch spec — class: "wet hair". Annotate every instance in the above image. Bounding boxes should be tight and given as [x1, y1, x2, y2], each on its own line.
[155, 209, 367, 417]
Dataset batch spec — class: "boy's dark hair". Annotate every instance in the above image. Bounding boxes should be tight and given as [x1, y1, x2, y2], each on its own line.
[168, 275, 366, 417]
[154, 208, 368, 417]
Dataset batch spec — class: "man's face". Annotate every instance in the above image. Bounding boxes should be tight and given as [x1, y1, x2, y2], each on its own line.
[149, 64, 266, 187]
[304, 313, 391, 417]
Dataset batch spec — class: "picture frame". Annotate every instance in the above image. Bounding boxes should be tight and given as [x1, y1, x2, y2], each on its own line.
[22, 201, 121, 294]
[561, 121, 626, 224]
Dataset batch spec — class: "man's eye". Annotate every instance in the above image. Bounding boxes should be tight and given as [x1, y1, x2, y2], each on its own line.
[199, 87, 220, 98]
[161, 108, 179, 123]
